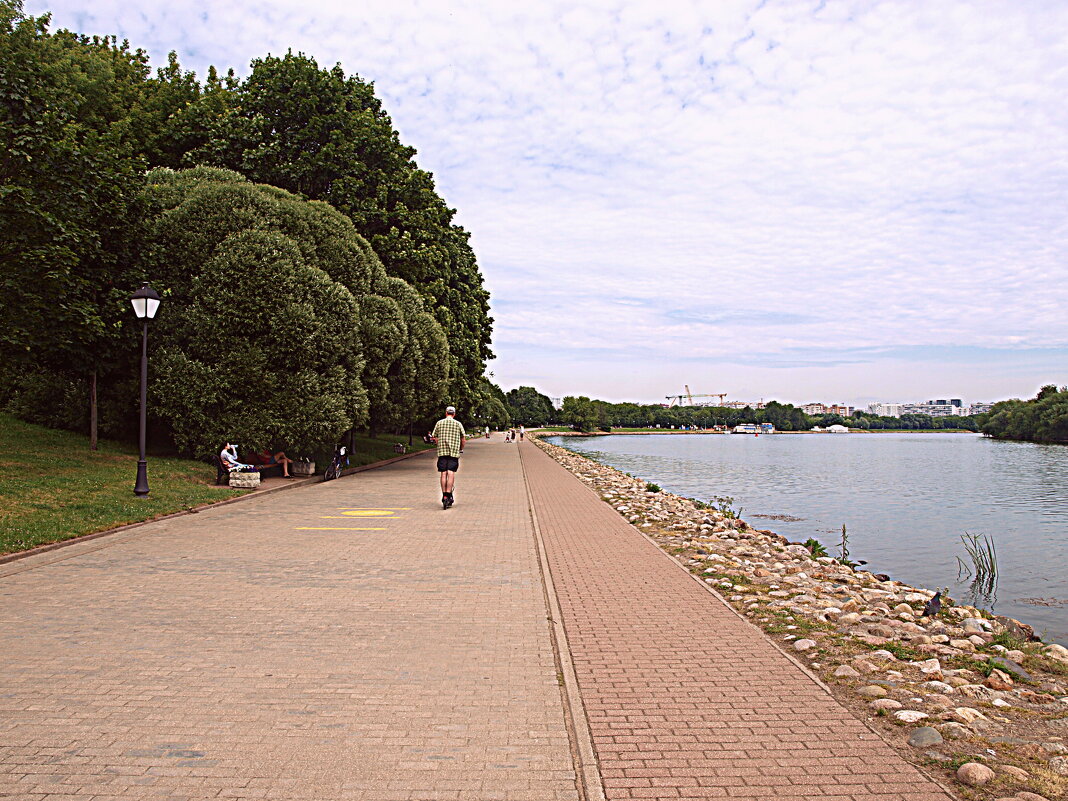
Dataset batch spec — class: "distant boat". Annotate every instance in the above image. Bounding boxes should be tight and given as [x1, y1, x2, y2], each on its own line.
[812, 424, 850, 433]
[732, 423, 776, 434]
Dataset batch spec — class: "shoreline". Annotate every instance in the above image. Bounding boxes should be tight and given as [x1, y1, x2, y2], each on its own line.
[533, 433, 1068, 800]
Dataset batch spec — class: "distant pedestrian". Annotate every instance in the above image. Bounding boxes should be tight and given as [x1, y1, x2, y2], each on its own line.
[519, 425, 525, 441]
[430, 405, 466, 509]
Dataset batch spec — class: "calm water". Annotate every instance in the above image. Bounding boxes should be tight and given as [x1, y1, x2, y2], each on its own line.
[548, 432, 1068, 644]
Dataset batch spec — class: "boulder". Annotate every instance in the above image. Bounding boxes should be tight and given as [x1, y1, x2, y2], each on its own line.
[953, 707, 989, 724]
[907, 726, 943, 747]
[894, 710, 929, 723]
[939, 722, 972, 740]
[989, 656, 1032, 682]
[857, 685, 888, 699]
[1049, 756, 1068, 776]
[993, 615, 1036, 642]
[984, 669, 1014, 691]
[870, 698, 903, 711]
[956, 762, 994, 786]
[833, 664, 860, 678]
[999, 764, 1029, 781]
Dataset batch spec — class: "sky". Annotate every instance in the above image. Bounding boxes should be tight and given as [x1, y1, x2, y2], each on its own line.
[28, 0, 1068, 408]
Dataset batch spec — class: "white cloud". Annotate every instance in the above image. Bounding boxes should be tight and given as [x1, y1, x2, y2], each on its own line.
[28, 0, 1068, 404]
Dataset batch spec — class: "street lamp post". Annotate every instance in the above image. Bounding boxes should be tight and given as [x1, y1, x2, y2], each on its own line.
[130, 283, 161, 497]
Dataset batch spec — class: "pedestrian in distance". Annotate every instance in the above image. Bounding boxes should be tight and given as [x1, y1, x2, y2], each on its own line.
[430, 405, 466, 509]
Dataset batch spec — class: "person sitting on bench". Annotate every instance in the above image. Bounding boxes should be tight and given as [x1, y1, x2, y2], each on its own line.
[220, 443, 253, 472]
[245, 447, 296, 478]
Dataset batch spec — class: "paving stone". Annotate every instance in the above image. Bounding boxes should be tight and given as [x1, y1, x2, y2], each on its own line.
[521, 441, 953, 800]
[0, 441, 579, 800]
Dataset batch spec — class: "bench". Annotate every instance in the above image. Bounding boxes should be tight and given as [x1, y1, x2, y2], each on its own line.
[212, 455, 282, 486]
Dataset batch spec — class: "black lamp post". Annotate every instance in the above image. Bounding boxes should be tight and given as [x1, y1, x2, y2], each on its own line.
[130, 282, 161, 497]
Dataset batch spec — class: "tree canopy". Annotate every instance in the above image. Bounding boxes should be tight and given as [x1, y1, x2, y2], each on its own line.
[980, 385, 1068, 444]
[0, 2, 490, 451]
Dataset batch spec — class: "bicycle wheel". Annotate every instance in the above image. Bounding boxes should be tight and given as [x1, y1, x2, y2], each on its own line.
[323, 459, 340, 481]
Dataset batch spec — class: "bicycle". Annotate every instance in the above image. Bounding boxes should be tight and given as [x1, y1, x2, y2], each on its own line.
[323, 444, 348, 481]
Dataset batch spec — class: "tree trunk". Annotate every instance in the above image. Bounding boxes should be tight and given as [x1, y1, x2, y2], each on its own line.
[407, 420, 413, 447]
[89, 371, 98, 451]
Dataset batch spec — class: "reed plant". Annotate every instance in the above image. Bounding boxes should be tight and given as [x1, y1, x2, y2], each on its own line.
[956, 532, 998, 580]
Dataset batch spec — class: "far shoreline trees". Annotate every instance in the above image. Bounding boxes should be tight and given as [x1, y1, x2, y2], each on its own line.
[981, 385, 1068, 444]
[504, 390, 982, 435]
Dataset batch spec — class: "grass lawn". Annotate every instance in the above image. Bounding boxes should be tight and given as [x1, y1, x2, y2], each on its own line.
[0, 414, 435, 555]
[1, 413, 246, 554]
[346, 431, 434, 467]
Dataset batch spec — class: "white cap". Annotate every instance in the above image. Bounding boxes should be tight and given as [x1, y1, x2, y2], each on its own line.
[446, 405, 456, 414]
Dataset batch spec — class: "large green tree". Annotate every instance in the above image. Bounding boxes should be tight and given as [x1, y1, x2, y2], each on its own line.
[189, 52, 492, 409]
[0, 2, 148, 444]
[137, 167, 449, 456]
[505, 386, 556, 426]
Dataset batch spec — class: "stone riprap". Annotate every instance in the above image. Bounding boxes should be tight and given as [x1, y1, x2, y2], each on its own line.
[534, 434, 1068, 801]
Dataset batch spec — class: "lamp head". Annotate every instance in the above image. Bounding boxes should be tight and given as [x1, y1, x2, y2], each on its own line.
[130, 282, 161, 320]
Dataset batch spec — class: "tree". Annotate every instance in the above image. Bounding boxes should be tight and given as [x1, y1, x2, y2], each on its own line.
[0, 2, 148, 445]
[561, 396, 598, 432]
[506, 386, 555, 426]
[190, 52, 492, 410]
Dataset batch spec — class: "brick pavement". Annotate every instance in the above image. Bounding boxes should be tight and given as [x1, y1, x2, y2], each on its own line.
[0, 439, 579, 801]
[519, 440, 955, 801]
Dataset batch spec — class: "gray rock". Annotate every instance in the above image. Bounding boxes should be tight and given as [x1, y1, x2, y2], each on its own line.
[939, 722, 971, 740]
[1050, 755, 1068, 776]
[993, 615, 1036, 642]
[907, 726, 943, 747]
[793, 639, 816, 652]
[989, 656, 1032, 682]
[833, 664, 860, 678]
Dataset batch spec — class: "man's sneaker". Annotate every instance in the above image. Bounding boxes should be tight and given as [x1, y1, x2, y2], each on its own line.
[442, 494, 449, 510]
[446, 495, 455, 508]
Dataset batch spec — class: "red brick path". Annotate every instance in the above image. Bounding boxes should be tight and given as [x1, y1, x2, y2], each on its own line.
[520, 440, 954, 801]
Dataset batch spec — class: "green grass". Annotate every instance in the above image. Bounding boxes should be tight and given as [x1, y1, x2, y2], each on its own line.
[0, 413, 247, 554]
[0, 414, 436, 555]
[345, 432, 434, 467]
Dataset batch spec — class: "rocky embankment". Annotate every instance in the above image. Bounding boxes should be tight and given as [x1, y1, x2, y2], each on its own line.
[534, 436, 1068, 801]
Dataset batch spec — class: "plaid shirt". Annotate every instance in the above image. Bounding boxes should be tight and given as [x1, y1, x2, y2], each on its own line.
[432, 416, 466, 457]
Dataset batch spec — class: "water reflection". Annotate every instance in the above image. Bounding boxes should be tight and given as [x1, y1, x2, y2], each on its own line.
[549, 433, 1068, 645]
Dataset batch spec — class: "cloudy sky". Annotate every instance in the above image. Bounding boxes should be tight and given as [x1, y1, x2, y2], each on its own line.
[29, 0, 1068, 407]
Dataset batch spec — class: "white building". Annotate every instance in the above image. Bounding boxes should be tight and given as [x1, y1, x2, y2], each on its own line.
[969, 402, 993, 415]
[868, 403, 903, 417]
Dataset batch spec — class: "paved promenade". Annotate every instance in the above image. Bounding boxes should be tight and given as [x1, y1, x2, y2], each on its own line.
[0, 437, 954, 800]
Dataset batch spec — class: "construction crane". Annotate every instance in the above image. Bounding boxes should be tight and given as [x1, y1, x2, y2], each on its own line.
[664, 389, 729, 407]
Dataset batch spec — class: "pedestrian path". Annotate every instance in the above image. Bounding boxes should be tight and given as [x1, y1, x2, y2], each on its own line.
[0, 436, 955, 800]
[0, 440, 577, 800]
[519, 440, 952, 801]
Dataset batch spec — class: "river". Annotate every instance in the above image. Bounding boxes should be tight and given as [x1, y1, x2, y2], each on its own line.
[546, 432, 1068, 645]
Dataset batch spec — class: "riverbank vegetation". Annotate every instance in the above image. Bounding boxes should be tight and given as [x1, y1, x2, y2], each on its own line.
[981, 385, 1068, 444]
[0, 1, 504, 459]
[503, 386, 979, 434]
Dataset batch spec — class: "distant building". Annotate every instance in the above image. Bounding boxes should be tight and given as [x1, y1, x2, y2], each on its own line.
[969, 402, 993, 415]
[803, 402, 852, 416]
[869, 403, 903, 417]
[904, 399, 965, 417]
